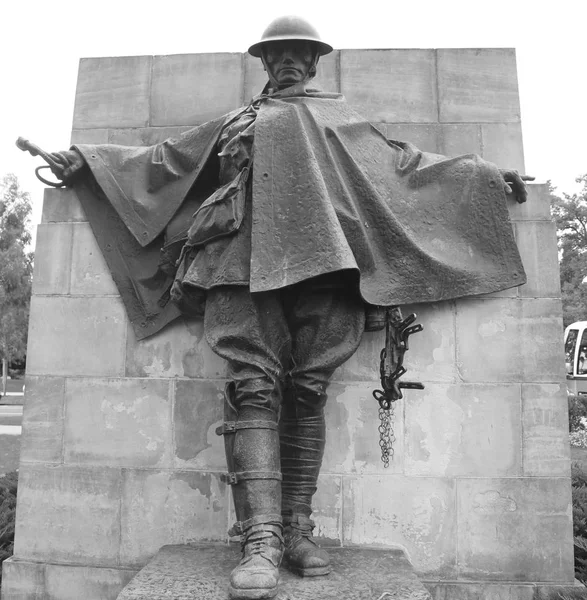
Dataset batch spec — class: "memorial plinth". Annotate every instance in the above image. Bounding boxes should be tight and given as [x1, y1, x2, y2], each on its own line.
[1, 47, 579, 600]
[116, 544, 431, 600]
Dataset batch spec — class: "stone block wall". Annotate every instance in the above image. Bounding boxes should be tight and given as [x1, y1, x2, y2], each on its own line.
[2, 49, 574, 600]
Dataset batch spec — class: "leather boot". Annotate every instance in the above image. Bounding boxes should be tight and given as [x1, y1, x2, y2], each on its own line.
[228, 519, 283, 599]
[280, 395, 331, 577]
[283, 514, 331, 577]
[219, 384, 284, 599]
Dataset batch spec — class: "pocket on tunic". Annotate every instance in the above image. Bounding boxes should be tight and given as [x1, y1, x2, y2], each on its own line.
[187, 167, 248, 246]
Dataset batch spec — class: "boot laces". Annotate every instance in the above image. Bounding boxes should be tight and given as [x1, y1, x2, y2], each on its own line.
[240, 525, 283, 564]
[286, 518, 318, 548]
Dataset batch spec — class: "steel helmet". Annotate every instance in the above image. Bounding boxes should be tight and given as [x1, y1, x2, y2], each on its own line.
[248, 15, 333, 58]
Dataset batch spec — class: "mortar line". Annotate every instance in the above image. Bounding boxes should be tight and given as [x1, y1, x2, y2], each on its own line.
[434, 49, 441, 123]
[59, 377, 67, 466]
[339, 473, 344, 547]
[147, 54, 154, 128]
[454, 476, 459, 578]
[240, 53, 246, 107]
[336, 49, 341, 94]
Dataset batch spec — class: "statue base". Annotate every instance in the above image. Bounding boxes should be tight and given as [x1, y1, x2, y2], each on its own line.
[116, 543, 431, 600]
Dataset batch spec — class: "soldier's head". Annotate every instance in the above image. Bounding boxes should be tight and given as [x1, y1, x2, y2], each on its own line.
[248, 15, 332, 90]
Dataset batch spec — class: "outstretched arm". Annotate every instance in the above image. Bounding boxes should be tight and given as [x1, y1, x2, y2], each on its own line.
[50, 149, 86, 182]
[499, 169, 535, 204]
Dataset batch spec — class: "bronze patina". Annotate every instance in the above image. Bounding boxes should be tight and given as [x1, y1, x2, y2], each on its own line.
[18, 15, 533, 600]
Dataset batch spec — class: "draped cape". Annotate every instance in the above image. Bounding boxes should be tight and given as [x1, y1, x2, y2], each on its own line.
[72, 88, 525, 340]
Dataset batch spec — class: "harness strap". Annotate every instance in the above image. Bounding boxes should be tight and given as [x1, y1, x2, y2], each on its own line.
[223, 470, 282, 486]
[228, 513, 283, 537]
[215, 420, 278, 436]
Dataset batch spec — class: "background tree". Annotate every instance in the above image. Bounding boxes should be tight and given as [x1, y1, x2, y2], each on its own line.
[551, 174, 587, 328]
[0, 174, 33, 395]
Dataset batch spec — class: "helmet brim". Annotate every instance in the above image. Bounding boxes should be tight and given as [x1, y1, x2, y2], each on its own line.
[248, 38, 333, 58]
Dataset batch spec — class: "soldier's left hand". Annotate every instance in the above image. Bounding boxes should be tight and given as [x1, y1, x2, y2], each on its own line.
[499, 169, 535, 204]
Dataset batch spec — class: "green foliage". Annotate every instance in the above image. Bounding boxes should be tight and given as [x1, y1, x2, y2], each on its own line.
[551, 175, 587, 328]
[569, 394, 587, 433]
[572, 462, 587, 585]
[0, 471, 18, 584]
[0, 174, 33, 364]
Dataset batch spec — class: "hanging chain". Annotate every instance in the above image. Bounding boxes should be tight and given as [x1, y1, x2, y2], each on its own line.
[378, 404, 395, 468]
[372, 306, 425, 467]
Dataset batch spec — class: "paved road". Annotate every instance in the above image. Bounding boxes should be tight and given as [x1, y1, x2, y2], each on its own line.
[0, 405, 23, 426]
[1, 379, 24, 394]
[0, 405, 22, 476]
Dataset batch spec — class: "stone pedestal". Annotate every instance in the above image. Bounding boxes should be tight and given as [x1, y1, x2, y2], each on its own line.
[116, 544, 431, 600]
[1, 47, 578, 600]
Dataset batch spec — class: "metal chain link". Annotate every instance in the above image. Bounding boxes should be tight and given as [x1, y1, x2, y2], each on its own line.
[378, 404, 395, 469]
[372, 306, 424, 467]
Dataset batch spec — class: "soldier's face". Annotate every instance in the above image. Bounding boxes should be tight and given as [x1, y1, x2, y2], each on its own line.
[262, 41, 315, 89]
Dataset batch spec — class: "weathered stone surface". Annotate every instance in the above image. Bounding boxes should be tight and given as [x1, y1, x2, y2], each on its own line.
[13, 464, 122, 565]
[514, 221, 561, 298]
[70, 223, 118, 296]
[457, 477, 574, 581]
[424, 581, 534, 599]
[439, 123, 482, 157]
[522, 383, 571, 476]
[1, 558, 45, 599]
[341, 49, 437, 123]
[173, 379, 224, 470]
[322, 382, 404, 474]
[31, 223, 72, 295]
[117, 544, 431, 599]
[70, 223, 119, 295]
[509, 184, 552, 221]
[386, 122, 520, 166]
[455, 298, 566, 382]
[120, 470, 228, 565]
[481, 122, 526, 173]
[27, 296, 127, 376]
[404, 383, 522, 477]
[337, 300, 457, 383]
[312, 475, 343, 542]
[41, 187, 87, 224]
[424, 581, 587, 599]
[73, 56, 151, 129]
[477, 283, 518, 299]
[45, 564, 137, 600]
[63, 378, 172, 467]
[385, 123, 439, 153]
[0, 559, 138, 600]
[244, 50, 340, 101]
[70, 128, 109, 145]
[438, 49, 521, 123]
[125, 318, 227, 379]
[19, 376, 65, 463]
[243, 53, 268, 102]
[108, 126, 192, 146]
[150, 53, 242, 126]
[342, 476, 457, 577]
[533, 583, 587, 598]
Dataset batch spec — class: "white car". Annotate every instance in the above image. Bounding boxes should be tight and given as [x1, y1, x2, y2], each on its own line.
[564, 321, 587, 395]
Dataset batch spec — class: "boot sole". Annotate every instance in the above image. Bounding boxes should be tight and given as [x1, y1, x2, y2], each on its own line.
[285, 564, 332, 577]
[228, 585, 278, 599]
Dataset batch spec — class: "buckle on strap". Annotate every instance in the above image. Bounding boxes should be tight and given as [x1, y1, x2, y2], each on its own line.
[222, 470, 282, 485]
[285, 514, 315, 530]
[215, 420, 279, 436]
[228, 513, 283, 537]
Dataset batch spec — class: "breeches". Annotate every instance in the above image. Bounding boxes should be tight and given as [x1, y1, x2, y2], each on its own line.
[204, 273, 365, 417]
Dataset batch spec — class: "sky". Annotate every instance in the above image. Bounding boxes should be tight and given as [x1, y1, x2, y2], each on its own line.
[1, 0, 586, 237]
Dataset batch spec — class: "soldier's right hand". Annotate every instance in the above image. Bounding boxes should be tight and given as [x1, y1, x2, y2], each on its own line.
[50, 149, 86, 182]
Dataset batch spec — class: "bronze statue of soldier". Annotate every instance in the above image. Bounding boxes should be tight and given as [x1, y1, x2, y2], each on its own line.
[25, 15, 533, 600]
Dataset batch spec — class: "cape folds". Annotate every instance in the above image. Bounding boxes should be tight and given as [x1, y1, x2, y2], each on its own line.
[73, 88, 525, 340]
